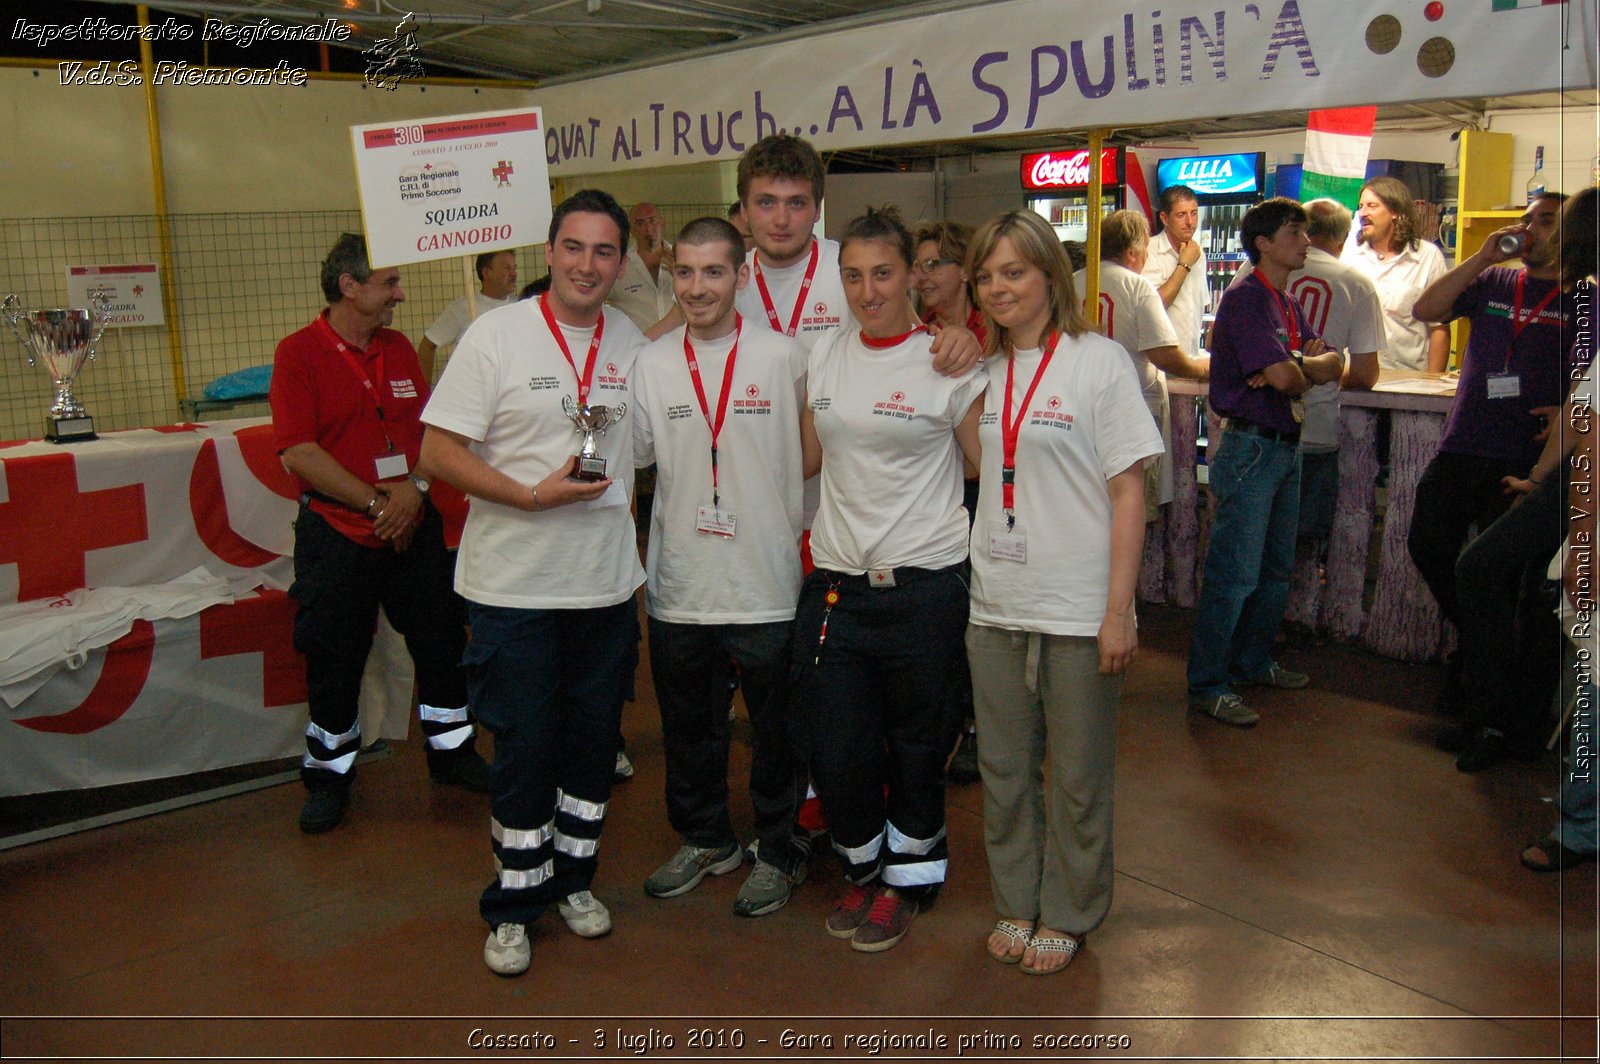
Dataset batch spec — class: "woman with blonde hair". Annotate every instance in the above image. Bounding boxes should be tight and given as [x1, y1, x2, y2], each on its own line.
[963, 210, 1161, 974]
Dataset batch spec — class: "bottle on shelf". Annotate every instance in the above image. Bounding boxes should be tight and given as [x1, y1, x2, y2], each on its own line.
[1526, 145, 1546, 204]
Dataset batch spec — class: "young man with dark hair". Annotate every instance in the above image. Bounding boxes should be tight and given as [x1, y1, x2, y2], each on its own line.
[1409, 191, 1574, 770]
[420, 189, 646, 976]
[271, 233, 491, 836]
[1186, 199, 1343, 727]
[632, 216, 811, 917]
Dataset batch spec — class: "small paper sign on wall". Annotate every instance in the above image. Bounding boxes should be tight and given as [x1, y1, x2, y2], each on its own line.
[65, 264, 164, 327]
[350, 107, 552, 269]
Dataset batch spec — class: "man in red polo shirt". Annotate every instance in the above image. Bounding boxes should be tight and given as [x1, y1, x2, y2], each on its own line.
[271, 232, 490, 834]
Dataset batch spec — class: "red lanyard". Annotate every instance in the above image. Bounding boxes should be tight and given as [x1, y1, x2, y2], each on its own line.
[1000, 331, 1059, 530]
[315, 315, 394, 449]
[1255, 273, 1301, 354]
[1510, 271, 1560, 370]
[683, 315, 741, 507]
[753, 239, 820, 337]
[539, 292, 604, 404]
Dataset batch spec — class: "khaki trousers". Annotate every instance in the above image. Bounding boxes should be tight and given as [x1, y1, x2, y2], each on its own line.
[966, 623, 1121, 936]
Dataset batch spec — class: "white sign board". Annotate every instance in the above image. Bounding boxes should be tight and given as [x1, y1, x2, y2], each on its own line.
[526, 0, 1597, 175]
[350, 107, 552, 269]
[65, 264, 164, 327]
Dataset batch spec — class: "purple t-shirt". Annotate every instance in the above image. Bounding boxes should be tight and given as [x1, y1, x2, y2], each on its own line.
[1440, 267, 1573, 467]
[1210, 273, 1319, 435]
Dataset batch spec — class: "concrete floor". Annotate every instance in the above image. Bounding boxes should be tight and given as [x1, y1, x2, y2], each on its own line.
[1, 605, 1595, 1061]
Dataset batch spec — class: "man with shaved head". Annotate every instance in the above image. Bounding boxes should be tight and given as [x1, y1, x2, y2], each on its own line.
[607, 200, 675, 332]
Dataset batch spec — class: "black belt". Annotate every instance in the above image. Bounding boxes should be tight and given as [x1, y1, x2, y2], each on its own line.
[1227, 418, 1300, 445]
[813, 562, 964, 590]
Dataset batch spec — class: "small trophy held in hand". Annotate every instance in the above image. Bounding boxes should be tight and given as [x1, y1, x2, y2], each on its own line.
[562, 395, 626, 481]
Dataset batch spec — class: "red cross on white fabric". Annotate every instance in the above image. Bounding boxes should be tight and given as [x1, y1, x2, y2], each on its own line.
[0, 453, 148, 601]
[200, 589, 307, 707]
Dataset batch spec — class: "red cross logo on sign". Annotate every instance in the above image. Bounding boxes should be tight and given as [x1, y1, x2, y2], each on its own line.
[492, 160, 514, 186]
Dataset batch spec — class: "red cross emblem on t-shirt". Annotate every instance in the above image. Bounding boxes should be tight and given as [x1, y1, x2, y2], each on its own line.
[891, 391, 905, 403]
[1048, 396, 1062, 410]
[746, 384, 760, 398]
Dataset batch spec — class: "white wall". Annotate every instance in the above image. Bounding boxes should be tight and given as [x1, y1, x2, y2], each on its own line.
[1483, 106, 1599, 199]
[0, 69, 539, 215]
[823, 172, 938, 239]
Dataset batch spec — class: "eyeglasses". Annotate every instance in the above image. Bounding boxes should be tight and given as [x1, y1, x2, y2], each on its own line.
[913, 257, 957, 274]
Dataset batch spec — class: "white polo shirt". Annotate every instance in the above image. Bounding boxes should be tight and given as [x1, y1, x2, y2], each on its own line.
[606, 248, 675, 334]
[1141, 231, 1209, 358]
[1345, 238, 1447, 371]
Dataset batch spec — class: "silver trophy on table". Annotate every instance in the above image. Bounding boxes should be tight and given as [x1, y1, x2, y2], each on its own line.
[562, 395, 626, 481]
[3, 291, 111, 442]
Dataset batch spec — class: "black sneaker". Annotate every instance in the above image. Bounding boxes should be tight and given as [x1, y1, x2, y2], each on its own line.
[299, 788, 348, 834]
[429, 749, 493, 793]
[947, 730, 980, 784]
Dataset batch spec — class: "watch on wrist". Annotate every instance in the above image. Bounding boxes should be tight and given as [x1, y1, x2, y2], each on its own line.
[409, 474, 431, 495]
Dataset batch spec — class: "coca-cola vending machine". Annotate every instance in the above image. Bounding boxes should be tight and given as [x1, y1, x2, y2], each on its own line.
[1021, 147, 1152, 243]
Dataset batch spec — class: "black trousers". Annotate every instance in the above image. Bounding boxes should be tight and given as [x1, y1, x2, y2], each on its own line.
[1407, 451, 1523, 628]
[791, 565, 968, 895]
[289, 503, 469, 790]
[648, 617, 806, 874]
[1454, 474, 1565, 742]
[467, 598, 636, 928]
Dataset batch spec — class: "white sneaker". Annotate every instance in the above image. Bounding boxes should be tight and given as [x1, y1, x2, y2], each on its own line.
[613, 750, 635, 781]
[483, 923, 530, 976]
[557, 890, 612, 938]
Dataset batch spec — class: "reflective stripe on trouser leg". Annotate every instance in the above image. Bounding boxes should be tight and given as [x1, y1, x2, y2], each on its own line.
[304, 720, 360, 776]
[831, 828, 885, 884]
[554, 788, 608, 860]
[492, 816, 555, 891]
[419, 702, 474, 751]
[882, 820, 949, 888]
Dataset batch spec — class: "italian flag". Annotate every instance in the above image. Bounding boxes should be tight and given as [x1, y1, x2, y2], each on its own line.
[1492, 0, 1566, 9]
[1300, 107, 1377, 211]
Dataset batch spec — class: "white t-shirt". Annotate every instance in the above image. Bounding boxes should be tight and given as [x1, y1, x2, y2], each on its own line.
[736, 237, 849, 528]
[1345, 238, 1447, 371]
[735, 238, 848, 349]
[969, 333, 1164, 636]
[1287, 247, 1385, 451]
[806, 326, 986, 574]
[633, 321, 808, 624]
[607, 247, 675, 334]
[421, 300, 646, 610]
[1075, 261, 1179, 389]
[1141, 232, 1209, 358]
[424, 292, 515, 349]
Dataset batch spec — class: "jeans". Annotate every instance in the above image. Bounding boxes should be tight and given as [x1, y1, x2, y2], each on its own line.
[648, 617, 807, 874]
[466, 597, 636, 928]
[1187, 430, 1302, 700]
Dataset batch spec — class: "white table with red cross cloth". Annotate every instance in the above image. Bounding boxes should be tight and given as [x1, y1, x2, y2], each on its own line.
[0, 418, 460, 798]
